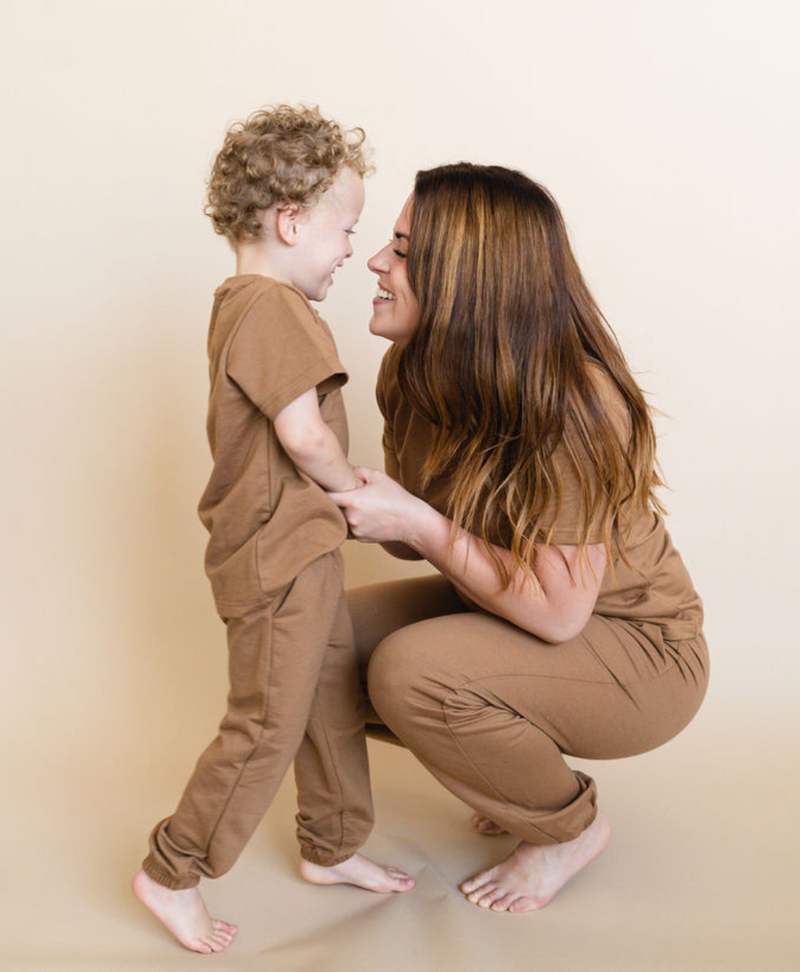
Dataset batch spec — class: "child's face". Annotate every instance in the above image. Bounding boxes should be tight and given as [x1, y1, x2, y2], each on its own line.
[291, 167, 365, 301]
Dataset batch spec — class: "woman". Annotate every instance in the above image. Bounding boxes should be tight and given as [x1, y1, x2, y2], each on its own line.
[330, 164, 707, 913]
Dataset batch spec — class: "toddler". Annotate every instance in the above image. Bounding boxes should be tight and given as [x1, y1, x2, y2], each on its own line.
[132, 105, 414, 955]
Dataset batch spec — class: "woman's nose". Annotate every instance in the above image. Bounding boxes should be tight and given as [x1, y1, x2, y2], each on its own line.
[367, 243, 389, 273]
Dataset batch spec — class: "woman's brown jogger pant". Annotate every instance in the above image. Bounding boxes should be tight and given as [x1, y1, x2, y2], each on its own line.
[349, 574, 708, 845]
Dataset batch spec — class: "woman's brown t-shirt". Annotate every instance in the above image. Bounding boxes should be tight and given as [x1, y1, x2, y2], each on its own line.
[376, 349, 703, 642]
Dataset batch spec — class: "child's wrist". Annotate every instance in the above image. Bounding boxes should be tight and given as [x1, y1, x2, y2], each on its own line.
[333, 467, 361, 492]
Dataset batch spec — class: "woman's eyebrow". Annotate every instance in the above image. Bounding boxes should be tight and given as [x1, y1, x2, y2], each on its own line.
[394, 231, 409, 240]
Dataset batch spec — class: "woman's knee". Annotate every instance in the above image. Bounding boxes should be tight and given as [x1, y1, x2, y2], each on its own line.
[367, 629, 430, 729]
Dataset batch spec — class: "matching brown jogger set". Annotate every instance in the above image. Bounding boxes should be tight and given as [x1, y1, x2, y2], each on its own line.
[143, 275, 708, 889]
[143, 276, 374, 890]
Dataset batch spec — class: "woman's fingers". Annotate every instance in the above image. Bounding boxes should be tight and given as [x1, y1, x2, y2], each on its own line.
[327, 487, 360, 507]
[328, 467, 424, 545]
[328, 467, 382, 506]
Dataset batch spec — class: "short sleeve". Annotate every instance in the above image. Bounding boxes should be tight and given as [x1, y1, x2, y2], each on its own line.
[539, 366, 632, 545]
[227, 284, 347, 420]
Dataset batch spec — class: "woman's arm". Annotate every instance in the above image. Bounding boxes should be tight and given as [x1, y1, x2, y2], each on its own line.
[329, 468, 605, 643]
[380, 541, 425, 561]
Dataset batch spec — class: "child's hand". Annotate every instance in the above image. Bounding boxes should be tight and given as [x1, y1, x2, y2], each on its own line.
[328, 467, 428, 546]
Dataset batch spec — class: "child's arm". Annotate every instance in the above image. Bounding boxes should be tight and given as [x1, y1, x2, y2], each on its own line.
[274, 388, 360, 492]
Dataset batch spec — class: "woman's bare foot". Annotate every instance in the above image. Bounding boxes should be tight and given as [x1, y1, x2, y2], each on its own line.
[459, 811, 612, 912]
[132, 869, 237, 954]
[300, 852, 415, 893]
[470, 812, 508, 836]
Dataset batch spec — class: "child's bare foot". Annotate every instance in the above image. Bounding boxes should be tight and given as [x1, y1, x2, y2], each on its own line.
[132, 869, 237, 954]
[300, 852, 415, 893]
[470, 811, 507, 835]
[459, 811, 611, 912]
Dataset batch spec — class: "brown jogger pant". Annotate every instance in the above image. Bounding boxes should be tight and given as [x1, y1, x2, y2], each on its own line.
[348, 574, 708, 845]
[143, 550, 374, 890]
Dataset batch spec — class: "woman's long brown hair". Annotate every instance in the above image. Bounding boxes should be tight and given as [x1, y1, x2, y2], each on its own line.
[398, 163, 664, 586]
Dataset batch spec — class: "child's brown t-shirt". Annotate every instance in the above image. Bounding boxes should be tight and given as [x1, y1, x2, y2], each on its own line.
[376, 348, 703, 642]
[198, 275, 348, 618]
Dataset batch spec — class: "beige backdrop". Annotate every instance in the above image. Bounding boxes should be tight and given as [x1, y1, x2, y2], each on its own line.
[2, 1, 799, 969]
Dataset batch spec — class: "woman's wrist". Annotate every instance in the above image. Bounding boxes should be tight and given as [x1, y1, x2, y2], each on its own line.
[403, 501, 450, 558]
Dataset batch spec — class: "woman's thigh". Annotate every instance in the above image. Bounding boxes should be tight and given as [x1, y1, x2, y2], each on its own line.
[367, 609, 708, 761]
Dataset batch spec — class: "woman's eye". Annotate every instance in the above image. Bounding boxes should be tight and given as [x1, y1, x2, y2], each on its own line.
[393, 248, 407, 259]
[345, 229, 356, 236]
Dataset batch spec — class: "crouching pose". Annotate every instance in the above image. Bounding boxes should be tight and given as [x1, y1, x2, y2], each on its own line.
[331, 162, 708, 914]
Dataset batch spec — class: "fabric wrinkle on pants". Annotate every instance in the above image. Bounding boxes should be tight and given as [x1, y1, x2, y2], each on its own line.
[142, 549, 374, 890]
[350, 574, 708, 847]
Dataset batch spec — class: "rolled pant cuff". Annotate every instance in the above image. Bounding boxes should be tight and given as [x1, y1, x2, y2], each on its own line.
[141, 855, 200, 891]
[298, 844, 361, 867]
[513, 770, 598, 845]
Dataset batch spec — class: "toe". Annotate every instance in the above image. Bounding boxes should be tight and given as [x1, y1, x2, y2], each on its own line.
[509, 895, 542, 913]
[213, 919, 238, 934]
[482, 885, 507, 907]
[467, 881, 496, 903]
[477, 892, 498, 909]
[471, 812, 504, 835]
[477, 885, 507, 909]
[490, 893, 518, 912]
[388, 874, 415, 892]
[479, 822, 504, 835]
[460, 870, 492, 894]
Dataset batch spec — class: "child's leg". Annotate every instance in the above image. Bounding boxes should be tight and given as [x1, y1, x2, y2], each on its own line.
[292, 555, 415, 892]
[293, 573, 373, 864]
[142, 551, 352, 891]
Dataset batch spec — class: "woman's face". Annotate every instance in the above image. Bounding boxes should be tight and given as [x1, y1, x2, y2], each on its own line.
[367, 194, 420, 344]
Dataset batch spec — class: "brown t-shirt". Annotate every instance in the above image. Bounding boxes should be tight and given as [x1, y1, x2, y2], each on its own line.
[376, 348, 703, 642]
[198, 275, 348, 618]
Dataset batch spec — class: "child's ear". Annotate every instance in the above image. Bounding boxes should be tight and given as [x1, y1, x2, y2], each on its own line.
[275, 204, 302, 247]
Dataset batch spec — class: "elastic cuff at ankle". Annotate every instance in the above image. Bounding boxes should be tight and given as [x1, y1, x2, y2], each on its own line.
[141, 856, 200, 891]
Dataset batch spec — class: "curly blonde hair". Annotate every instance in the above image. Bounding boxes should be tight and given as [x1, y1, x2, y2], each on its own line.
[205, 104, 371, 243]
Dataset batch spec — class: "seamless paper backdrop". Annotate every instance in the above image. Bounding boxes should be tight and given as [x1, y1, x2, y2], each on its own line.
[1, 1, 799, 969]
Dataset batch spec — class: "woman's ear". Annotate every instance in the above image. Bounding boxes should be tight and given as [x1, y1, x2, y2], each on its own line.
[275, 204, 302, 246]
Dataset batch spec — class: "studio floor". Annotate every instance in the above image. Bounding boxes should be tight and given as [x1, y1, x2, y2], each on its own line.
[5, 698, 799, 972]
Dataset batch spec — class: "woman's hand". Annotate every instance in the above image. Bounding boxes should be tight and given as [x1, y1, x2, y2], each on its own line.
[327, 467, 431, 547]
[330, 467, 605, 643]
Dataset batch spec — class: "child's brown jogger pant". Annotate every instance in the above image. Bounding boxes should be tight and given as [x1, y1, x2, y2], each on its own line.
[143, 550, 373, 890]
